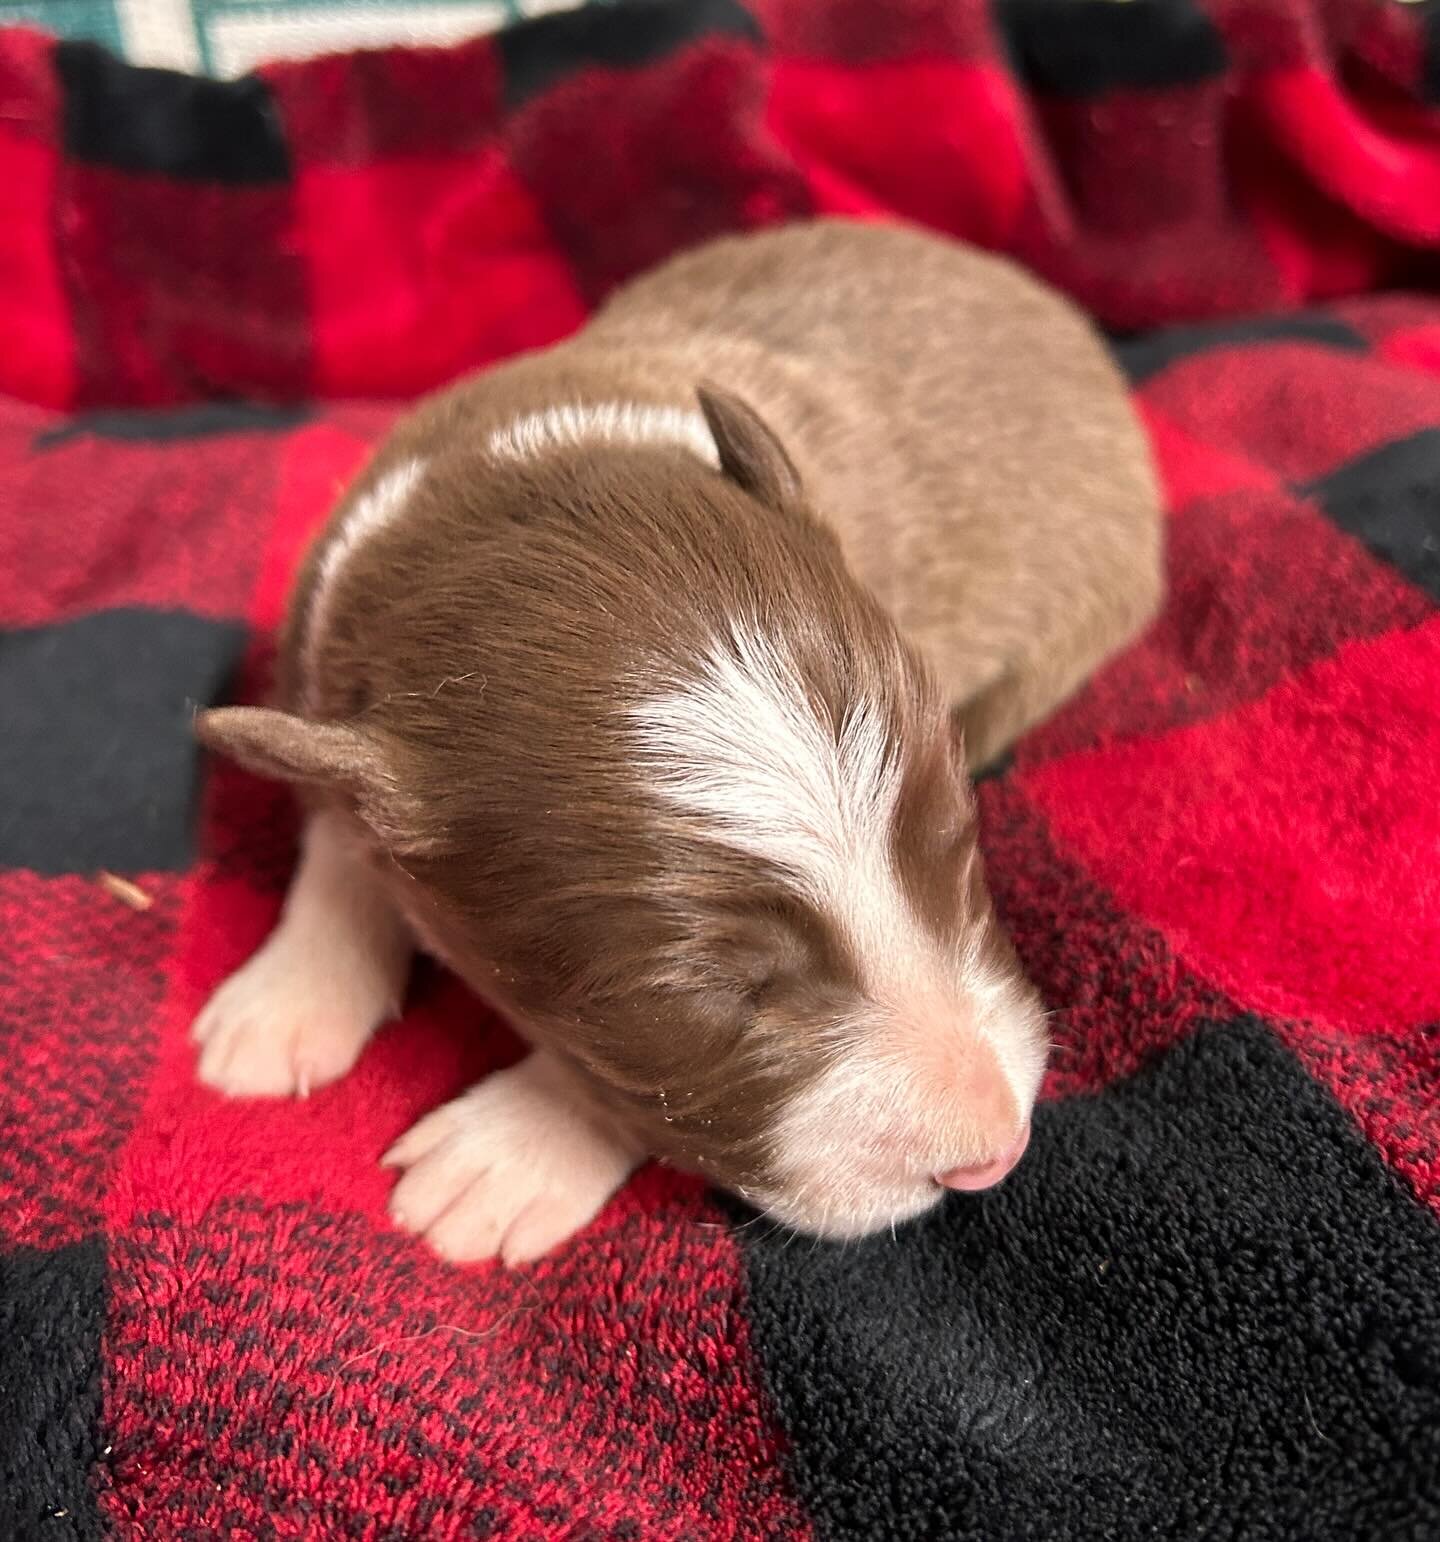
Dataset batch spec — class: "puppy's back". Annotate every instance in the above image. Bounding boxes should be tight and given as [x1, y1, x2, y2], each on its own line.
[586, 219, 1163, 763]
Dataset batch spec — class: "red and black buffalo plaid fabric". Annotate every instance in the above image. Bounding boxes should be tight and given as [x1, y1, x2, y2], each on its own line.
[1, 2, 1438, 1538]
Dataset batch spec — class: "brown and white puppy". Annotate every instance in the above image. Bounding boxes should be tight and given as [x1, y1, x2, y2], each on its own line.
[194, 219, 1162, 1264]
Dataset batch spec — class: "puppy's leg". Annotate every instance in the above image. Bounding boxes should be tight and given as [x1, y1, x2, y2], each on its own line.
[194, 807, 412, 1098]
[383, 1051, 641, 1266]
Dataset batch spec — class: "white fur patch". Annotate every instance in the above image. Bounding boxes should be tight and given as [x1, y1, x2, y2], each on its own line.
[383, 1051, 640, 1265]
[487, 401, 719, 469]
[628, 621, 909, 977]
[754, 965, 1048, 1238]
[303, 457, 425, 709]
[750, 1048, 956, 1239]
[192, 809, 412, 1098]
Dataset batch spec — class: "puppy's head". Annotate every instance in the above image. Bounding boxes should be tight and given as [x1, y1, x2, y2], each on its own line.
[201, 387, 1047, 1240]
[611, 612, 1048, 1239]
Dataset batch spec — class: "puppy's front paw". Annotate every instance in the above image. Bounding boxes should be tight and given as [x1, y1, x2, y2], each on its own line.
[383, 1054, 640, 1265]
[192, 934, 398, 1099]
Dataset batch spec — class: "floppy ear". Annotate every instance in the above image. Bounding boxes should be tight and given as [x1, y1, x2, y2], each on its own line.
[196, 706, 388, 801]
[697, 383, 802, 510]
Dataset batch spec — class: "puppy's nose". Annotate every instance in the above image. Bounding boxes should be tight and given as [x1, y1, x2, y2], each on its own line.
[935, 1120, 1030, 1192]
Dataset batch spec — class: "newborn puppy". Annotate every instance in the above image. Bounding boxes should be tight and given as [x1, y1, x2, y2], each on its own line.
[194, 219, 1162, 1264]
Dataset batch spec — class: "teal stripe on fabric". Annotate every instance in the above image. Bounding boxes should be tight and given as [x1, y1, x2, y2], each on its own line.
[0, 0, 616, 75]
[194, 0, 523, 14]
[0, 0, 123, 50]
[189, 0, 558, 75]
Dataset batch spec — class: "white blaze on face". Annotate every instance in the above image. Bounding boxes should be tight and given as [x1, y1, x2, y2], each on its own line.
[303, 457, 426, 711]
[630, 620, 905, 957]
[628, 620, 1046, 1235]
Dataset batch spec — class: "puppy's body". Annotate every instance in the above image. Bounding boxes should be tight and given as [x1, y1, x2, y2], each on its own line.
[303, 222, 1155, 762]
[196, 220, 1161, 1262]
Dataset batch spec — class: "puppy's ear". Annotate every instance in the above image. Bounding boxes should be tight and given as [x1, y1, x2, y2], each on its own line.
[196, 707, 402, 832]
[697, 383, 802, 511]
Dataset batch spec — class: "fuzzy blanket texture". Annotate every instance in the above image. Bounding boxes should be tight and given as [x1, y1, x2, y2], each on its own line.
[1, 1, 1439, 1538]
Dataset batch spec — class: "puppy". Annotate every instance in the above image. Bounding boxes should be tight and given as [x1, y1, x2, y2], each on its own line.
[194, 219, 1162, 1264]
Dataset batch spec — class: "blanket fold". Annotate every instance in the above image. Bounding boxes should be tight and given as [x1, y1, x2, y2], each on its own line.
[4, 0, 1440, 408]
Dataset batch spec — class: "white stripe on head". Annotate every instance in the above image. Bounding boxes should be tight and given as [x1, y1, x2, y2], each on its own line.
[487, 402, 719, 469]
[303, 457, 425, 710]
[627, 620, 909, 977]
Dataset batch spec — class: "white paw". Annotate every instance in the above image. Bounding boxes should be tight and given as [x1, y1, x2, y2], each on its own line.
[192, 933, 398, 1099]
[383, 1055, 640, 1265]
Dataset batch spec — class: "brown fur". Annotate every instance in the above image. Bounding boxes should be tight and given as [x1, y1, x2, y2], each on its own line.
[199, 218, 1162, 1202]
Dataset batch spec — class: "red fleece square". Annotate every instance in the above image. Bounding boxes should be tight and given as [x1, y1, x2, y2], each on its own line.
[1139, 342, 1440, 484]
[1139, 402, 1280, 508]
[99, 1175, 808, 1540]
[1037, 83, 1234, 239]
[1230, 89, 1396, 307]
[757, 0, 998, 62]
[507, 42, 811, 304]
[263, 37, 502, 165]
[0, 425, 289, 628]
[767, 60, 1027, 245]
[1024, 619, 1440, 1036]
[295, 154, 587, 398]
[0, 33, 72, 409]
[0, 132, 73, 410]
[59, 165, 311, 407]
[1377, 321, 1440, 377]
[0, 871, 181, 1249]
[1250, 68, 1440, 247]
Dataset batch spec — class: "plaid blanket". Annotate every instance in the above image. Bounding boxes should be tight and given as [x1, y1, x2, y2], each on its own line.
[2, 2, 1438, 1538]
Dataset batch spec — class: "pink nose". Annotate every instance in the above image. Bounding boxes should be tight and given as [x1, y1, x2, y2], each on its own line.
[935, 1121, 1031, 1192]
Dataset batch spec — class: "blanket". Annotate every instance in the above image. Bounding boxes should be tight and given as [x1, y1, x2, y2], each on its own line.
[0, 2, 1437, 1538]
